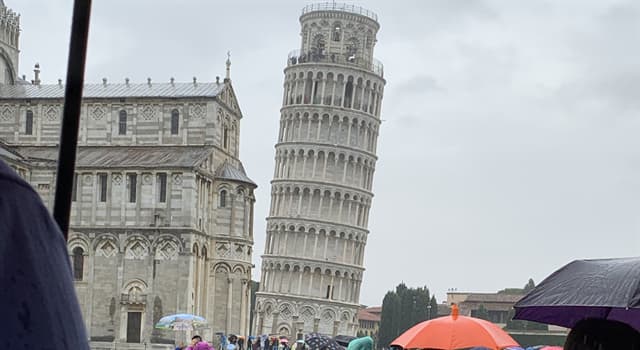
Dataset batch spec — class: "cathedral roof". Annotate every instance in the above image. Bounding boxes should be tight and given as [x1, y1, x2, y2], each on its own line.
[0, 82, 225, 99]
[12, 146, 213, 168]
[215, 160, 256, 187]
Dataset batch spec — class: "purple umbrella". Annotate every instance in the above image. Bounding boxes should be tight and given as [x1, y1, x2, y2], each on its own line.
[513, 257, 640, 331]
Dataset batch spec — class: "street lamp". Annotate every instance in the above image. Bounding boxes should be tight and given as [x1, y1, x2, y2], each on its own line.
[427, 304, 432, 319]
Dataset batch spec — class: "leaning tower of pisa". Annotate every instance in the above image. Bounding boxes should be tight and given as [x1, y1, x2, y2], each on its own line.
[254, 3, 385, 337]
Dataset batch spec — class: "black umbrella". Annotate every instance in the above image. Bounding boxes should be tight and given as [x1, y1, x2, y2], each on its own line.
[333, 335, 356, 347]
[513, 257, 640, 331]
[305, 333, 344, 350]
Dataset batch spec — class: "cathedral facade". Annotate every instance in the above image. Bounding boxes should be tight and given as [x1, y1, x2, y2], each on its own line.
[253, 3, 385, 337]
[0, 1, 255, 348]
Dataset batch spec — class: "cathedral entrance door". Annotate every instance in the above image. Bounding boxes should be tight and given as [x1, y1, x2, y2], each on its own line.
[126, 312, 142, 343]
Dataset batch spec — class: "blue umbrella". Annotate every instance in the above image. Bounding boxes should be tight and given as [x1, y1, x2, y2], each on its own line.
[155, 313, 208, 331]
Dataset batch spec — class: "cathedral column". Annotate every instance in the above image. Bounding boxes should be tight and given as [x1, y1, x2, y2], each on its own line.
[320, 75, 328, 105]
[322, 155, 329, 179]
[312, 234, 319, 258]
[337, 197, 344, 222]
[317, 193, 324, 217]
[306, 117, 313, 138]
[297, 117, 303, 140]
[301, 155, 308, 178]
[316, 117, 323, 140]
[297, 191, 304, 215]
[302, 232, 309, 256]
[322, 234, 329, 259]
[240, 279, 248, 335]
[225, 276, 233, 333]
[328, 195, 335, 219]
[229, 193, 236, 236]
[271, 311, 280, 334]
[311, 154, 318, 177]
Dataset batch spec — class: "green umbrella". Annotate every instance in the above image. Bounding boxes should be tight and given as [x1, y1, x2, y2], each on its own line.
[347, 337, 373, 350]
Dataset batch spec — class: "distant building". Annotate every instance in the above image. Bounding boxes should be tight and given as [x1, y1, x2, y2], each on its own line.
[357, 306, 380, 338]
[0, 1, 256, 348]
[446, 291, 523, 326]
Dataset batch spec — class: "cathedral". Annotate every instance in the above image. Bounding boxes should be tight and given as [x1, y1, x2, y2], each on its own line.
[0, 1, 256, 348]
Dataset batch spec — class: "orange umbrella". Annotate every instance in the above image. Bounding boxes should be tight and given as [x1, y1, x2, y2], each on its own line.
[391, 304, 520, 350]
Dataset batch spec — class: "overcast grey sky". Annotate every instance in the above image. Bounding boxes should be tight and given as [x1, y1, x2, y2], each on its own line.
[11, 0, 640, 306]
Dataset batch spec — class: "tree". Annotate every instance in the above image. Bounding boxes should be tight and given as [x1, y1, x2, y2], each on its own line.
[377, 283, 437, 349]
[473, 304, 489, 321]
[523, 278, 536, 293]
[429, 296, 438, 319]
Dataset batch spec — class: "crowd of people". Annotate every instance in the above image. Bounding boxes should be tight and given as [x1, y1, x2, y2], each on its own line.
[177, 334, 310, 350]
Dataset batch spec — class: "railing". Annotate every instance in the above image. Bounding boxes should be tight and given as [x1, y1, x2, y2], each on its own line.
[287, 49, 384, 78]
[301, 3, 378, 22]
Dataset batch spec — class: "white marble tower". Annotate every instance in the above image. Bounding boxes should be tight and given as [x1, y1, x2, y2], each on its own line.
[254, 3, 385, 337]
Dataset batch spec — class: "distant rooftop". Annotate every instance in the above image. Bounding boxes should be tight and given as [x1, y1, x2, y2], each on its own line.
[0, 81, 225, 100]
[301, 3, 378, 22]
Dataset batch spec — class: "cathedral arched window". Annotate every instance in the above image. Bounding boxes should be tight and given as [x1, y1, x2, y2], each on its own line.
[118, 110, 127, 135]
[171, 109, 180, 135]
[223, 127, 229, 149]
[219, 190, 227, 208]
[25, 110, 33, 135]
[72, 247, 84, 281]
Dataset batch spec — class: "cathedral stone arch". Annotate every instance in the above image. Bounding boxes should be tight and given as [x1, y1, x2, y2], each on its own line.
[214, 263, 231, 274]
[320, 308, 336, 325]
[233, 265, 245, 274]
[299, 306, 316, 322]
[125, 236, 150, 260]
[94, 234, 120, 258]
[154, 237, 180, 261]
[68, 233, 90, 255]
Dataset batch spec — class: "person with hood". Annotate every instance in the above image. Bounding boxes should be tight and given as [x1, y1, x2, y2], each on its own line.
[0, 159, 89, 348]
[563, 319, 640, 350]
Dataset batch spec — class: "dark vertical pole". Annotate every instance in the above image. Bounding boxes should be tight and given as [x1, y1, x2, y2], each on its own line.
[53, 0, 92, 240]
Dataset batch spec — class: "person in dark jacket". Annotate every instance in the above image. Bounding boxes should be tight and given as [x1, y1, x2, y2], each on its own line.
[564, 318, 640, 350]
[0, 159, 89, 348]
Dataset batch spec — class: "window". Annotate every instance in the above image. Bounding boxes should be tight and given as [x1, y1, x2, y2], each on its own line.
[72, 173, 78, 201]
[119, 110, 127, 135]
[326, 285, 332, 299]
[72, 247, 84, 281]
[332, 24, 342, 41]
[219, 190, 227, 207]
[25, 110, 33, 135]
[158, 173, 167, 203]
[171, 109, 179, 135]
[127, 173, 137, 203]
[223, 127, 229, 149]
[98, 173, 107, 202]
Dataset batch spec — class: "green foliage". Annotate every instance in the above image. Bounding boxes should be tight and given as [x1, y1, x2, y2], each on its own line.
[523, 278, 536, 293]
[472, 304, 489, 321]
[377, 283, 437, 349]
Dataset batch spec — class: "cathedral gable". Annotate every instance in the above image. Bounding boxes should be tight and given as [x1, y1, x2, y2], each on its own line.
[218, 84, 242, 118]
